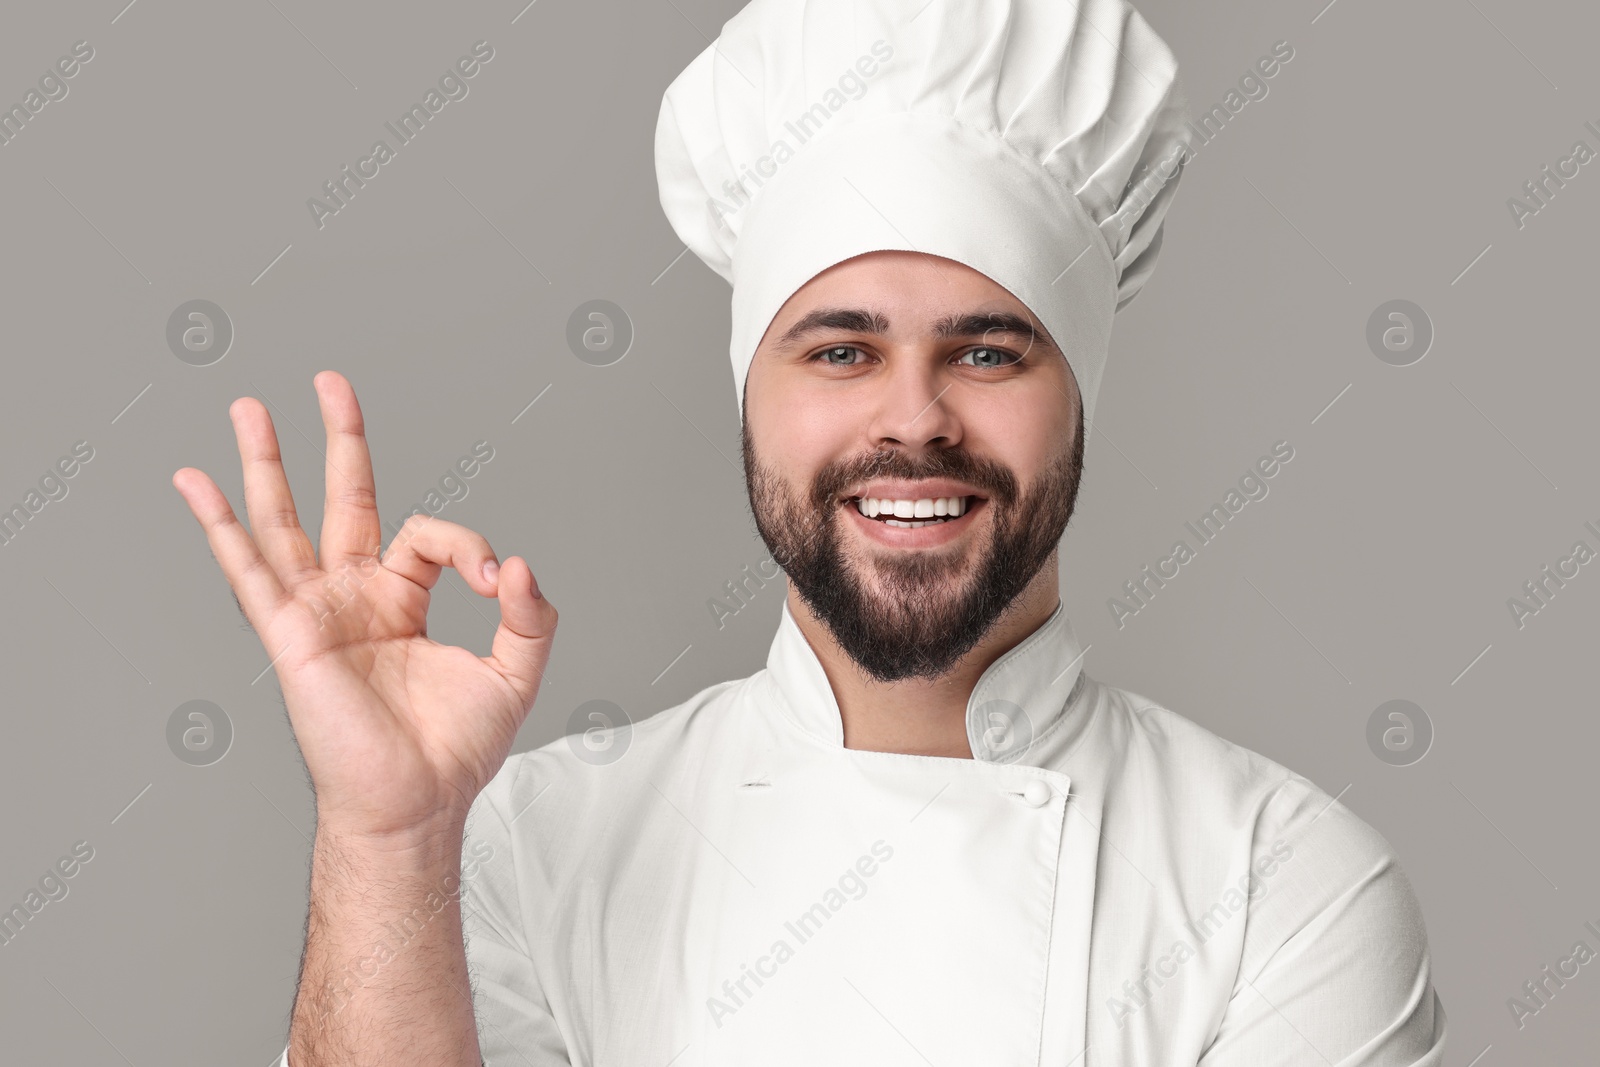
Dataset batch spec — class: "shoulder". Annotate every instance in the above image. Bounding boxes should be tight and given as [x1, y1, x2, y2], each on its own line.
[1094, 680, 1437, 1003]
[1090, 679, 1409, 904]
[1095, 681, 1355, 819]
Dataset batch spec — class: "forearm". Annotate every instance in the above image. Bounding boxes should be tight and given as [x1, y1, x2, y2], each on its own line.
[288, 816, 481, 1067]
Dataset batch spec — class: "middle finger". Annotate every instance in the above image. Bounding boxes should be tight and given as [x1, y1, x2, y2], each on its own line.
[314, 370, 383, 570]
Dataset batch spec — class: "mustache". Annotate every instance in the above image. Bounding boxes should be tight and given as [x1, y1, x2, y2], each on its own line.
[809, 448, 1020, 511]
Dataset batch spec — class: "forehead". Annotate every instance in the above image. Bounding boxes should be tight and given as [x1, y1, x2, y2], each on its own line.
[786, 249, 1022, 309]
[761, 249, 1052, 346]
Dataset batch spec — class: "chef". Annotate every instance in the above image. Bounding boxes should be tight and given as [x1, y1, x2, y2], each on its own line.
[259, 0, 1447, 1062]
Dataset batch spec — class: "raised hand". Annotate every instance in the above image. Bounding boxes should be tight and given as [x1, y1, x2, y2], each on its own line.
[172, 370, 556, 841]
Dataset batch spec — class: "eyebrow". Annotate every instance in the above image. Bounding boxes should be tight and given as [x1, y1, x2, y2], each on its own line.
[772, 306, 1057, 354]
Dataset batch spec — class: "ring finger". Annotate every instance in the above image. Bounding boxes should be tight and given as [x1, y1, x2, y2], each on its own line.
[230, 396, 319, 585]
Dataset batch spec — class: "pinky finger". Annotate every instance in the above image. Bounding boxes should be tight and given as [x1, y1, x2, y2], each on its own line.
[173, 467, 289, 625]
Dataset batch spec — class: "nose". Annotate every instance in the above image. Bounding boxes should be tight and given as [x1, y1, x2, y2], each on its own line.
[864, 361, 962, 452]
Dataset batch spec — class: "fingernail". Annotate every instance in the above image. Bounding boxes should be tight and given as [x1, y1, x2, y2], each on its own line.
[529, 571, 543, 600]
[482, 559, 499, 584]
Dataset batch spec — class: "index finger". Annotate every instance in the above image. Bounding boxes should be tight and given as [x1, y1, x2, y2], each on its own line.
[313, 370, 383, 569]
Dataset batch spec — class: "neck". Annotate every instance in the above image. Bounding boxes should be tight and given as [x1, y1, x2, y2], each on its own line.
[785, 557, 1062, 758]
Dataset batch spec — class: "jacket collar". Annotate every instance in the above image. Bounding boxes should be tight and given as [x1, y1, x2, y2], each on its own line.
[763, 595, 1090, 762]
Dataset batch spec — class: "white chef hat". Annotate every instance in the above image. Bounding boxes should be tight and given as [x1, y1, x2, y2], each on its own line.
[654, 0, 1190, 440]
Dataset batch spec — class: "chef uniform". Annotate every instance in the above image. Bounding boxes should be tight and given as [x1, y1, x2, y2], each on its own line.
[277, 0, 1447, 1062]
[440, 598, 1448, 1066]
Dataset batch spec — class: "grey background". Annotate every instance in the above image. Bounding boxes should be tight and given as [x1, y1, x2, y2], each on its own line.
[0, 0, 1594, 1061]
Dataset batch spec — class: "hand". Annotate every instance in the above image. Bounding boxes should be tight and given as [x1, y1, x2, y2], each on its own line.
[172, 371, 556, 840]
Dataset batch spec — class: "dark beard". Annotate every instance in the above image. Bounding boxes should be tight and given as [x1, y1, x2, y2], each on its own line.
[741, 413, 1083, 683]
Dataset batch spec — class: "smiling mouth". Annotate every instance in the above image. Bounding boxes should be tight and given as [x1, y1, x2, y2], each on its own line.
[845, 494, 983, 529]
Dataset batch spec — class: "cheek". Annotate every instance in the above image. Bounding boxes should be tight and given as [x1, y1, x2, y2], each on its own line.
[751, 383, 857, 463]
[747, 417, 846, 517]
[968, 390, 1071, 475]
[790, 399, 858, 451]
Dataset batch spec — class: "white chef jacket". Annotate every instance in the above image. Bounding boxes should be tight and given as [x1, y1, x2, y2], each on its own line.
[278, 598, 1445, 1065]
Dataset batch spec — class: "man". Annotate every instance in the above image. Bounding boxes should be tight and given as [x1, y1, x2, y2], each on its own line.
[174, 0, 1446, 1063]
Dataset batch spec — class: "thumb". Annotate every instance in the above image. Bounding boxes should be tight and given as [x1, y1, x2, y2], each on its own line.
[483, 556, 557, 703]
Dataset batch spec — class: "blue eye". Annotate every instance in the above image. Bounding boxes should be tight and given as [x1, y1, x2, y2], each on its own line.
[812, 345, 864, 365]
[958, 347, 1020, 368]
[806, 345, 1022, 367]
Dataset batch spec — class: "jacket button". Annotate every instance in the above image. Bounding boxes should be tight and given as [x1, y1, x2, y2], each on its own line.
[1021, 780, 1052, 807]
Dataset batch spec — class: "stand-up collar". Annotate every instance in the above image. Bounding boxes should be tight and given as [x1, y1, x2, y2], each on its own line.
[763, 597, 1091, 763]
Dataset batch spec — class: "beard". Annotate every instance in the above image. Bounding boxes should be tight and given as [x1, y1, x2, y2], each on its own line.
[741, 412, 1083, 684]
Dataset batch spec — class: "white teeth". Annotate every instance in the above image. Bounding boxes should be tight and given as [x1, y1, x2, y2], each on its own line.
[854, 496, 972, 521]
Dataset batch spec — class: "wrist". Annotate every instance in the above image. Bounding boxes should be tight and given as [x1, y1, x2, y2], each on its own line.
[313, 810, 468, 870]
